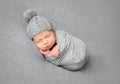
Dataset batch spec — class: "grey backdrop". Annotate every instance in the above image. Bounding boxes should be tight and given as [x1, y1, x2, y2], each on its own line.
[0, 0, 120, 84]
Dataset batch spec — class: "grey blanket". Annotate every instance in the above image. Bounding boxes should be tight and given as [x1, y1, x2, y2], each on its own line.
[45, 30, 88, 71]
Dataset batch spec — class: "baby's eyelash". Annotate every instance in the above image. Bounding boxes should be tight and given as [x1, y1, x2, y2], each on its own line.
[38, 39, 42, 42]
[34, 39, 42, 43]
[45, 34, 51, 38]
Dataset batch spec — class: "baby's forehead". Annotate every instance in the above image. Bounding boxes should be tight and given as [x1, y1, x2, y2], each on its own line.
[39, 30, 52, 36]
[33, 30, 52, 39]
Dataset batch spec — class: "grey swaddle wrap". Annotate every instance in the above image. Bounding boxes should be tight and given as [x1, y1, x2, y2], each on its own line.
[45, 30, 88, 71]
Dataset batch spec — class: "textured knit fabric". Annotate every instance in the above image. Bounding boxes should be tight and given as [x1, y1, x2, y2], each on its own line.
[26, 16, 53, 39]
[45, 30, 88, 71]
[23, 9, 53, 39]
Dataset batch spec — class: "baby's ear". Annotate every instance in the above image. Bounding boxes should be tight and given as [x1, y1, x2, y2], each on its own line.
[23, 9, 37, 23]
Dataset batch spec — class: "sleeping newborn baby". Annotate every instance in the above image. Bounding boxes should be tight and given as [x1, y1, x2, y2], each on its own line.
[23, 9, 88, 71]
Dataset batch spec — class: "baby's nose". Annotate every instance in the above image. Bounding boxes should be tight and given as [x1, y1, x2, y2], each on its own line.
[43, 40, 48, 44]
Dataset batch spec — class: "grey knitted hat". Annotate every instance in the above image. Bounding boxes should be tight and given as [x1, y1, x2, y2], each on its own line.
[23, 9, 53, 39]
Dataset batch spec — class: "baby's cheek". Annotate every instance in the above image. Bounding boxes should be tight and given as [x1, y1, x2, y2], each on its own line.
[35, 43, 42, 49]
[50, 37, 55, 43]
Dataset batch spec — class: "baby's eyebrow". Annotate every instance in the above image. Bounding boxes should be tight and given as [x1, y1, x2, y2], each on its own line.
[44, 33, 51, 37]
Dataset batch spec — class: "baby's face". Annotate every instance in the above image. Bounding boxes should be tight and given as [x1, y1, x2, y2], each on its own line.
[33, 30, 56, 51]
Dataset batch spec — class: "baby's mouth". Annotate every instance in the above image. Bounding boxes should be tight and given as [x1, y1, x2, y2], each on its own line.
[45, 45, 51, 49]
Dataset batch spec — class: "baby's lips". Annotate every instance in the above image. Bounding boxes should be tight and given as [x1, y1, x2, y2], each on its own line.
[45, 45, 51, 49]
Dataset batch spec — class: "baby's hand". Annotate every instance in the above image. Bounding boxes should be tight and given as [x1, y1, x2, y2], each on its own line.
[40, 49, 51, 55]
[40, 45, 59, 57]
[50, 45, 59, 57]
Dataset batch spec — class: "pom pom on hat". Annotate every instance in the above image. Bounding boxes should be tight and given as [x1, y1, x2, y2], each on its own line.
[23, 9, 53, 39]
[23, 9, 37, 23]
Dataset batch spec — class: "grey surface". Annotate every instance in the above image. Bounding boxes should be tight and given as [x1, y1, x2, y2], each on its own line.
[0, 0, 120, 84]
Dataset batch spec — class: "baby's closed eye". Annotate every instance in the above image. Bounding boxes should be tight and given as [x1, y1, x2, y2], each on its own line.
[34, 39, 42, 43]
[44, 33, 51, 38]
